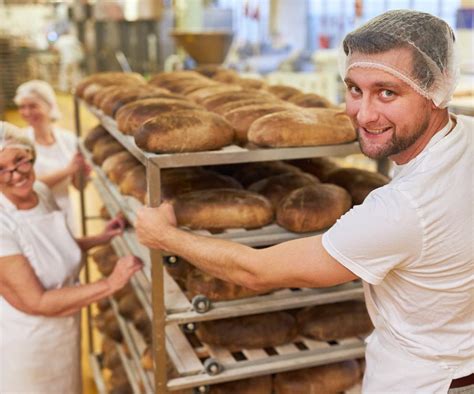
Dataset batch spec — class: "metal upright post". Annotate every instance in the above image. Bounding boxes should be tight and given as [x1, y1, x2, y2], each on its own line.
[74, 96, 95, 354]
[147, 159, 167, 394]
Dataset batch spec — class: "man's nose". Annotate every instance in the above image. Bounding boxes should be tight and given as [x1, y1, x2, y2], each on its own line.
[356, 97, 379, 126]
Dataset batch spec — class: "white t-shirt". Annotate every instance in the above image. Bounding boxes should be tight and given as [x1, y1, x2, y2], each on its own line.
[25, 126, 78, 233]
[322, 114, 474, 392]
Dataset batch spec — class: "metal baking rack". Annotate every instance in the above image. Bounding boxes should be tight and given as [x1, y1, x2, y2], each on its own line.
[76, 97, 366, 393]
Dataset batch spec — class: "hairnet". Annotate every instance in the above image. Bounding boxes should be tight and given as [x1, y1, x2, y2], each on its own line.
[338, 10, 459, 108]
[0, 121, 36, 161]
[14, 80, 62, 120]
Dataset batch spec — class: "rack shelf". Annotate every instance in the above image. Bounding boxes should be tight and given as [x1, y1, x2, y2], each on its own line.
[89, 353, 108, 394]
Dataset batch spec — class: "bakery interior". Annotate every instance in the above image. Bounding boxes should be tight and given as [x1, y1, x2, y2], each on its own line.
[1, 0, 473, 393]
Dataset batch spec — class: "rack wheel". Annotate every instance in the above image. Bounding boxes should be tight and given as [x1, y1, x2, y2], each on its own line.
[183, 322, 196, 333]
[193, 385, 209, 394]
[192, 295, 211, 313]
[203, 358, 223, 375]
[164, 255, 178, 266]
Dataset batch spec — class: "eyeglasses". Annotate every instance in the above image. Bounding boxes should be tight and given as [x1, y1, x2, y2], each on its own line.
[0, 158, 34, 183]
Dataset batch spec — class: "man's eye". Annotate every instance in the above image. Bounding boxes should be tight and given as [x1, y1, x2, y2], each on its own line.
[381, 89, 395, 98]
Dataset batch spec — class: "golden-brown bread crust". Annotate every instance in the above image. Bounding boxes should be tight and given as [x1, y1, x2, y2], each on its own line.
[266, 84, 302, 100]
[134, 109, 235, 153]
[225, 103, 297, 143]
[173, 188, 274, 230]
[91, 138, 124, 165]
[101, 151, 140, 184]
[248, 108, 356, 148]
[211, 68, 240, 83]
[119, 165, 146, 203]
[117, 292, 142, 320]
[296, 301, 373, 341]
[116, 98, 201, 136]
[202, 90, 274, 111]
[325, 168, 390, 205]
[214, 98, 277, 115]
[273, 360, 362, 394]
[164, 256, 191, 289]
[91, 244, 118, 276]
[161, 168, 242, 199]
[186, 268, 266, 301]
[83, 125, 109, 151]
[75, 72, 145, 97]
[287, 157, 340, 182]
[287, 92, 333, 108]
[233, 77, 268, 90]
[276, 184, 351, 232]
[230, 161, 302, 187]
[148, 70, 208, 87]
[186, 84, 242, 103]
[248, 172, 319, 209]
[210, 375, 272, 394]
[170, 79, 218, 95]
[196, 312, 297, 350]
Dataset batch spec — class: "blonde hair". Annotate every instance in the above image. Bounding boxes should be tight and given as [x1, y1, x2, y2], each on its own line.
[0, 121, 36, 161]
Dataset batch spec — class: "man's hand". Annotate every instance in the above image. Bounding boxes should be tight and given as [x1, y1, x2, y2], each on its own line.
[135, 202, 177, 249]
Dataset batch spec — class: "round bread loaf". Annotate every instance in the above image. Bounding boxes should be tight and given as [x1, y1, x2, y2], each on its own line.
[325, 168, 390, 205]
[75, 72, 145, 98]
[132, 309, 152, 343]
[93, 85, 122, 108]
[277, 184, 351, 232]
[102, 340, 122, 370]
[214, 98, 277, 116]
[186, 268, 266, 301]
[234, 77, 268, 90]
[248, 108, 357, 148]
[266, 84, 302, 100]
[134, 110, 235, 153]
[161, 168, 242, 199]
[116, 98, 201, 136]
[287, 157, 340, 182]
[212, 68, 240, 83]
[186, 84, 242, 103]
[83, 125, 109, 151]
[273, 360, 361, 394]
[101, 151, 140, 184]
[172, 79, 218, 95]
[248, 172, 319, 209]
[96, 297, 110, 312]
[230, 161, 302, 187]
[91, 138, 124, 165]
[103, 310, 123, 342]
[117, 292, 141, 320]
[173, 188, 274, 230]
[210, 375, 272, 394]
[202, 90, 272, 111]
[296, 301, 373, 341]
[196, 311, 297, 350]
[287, 92, 333, 108]
[225, 103, 296, 143]
[119, 165, 146, 203]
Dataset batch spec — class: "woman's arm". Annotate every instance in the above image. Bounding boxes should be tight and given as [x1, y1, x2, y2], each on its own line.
[38, 152, 87, 189]
[75, 215, 126, 251]
[0, 254, 143, 318]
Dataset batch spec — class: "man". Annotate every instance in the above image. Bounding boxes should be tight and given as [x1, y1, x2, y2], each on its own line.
[136, 10, 473, 393]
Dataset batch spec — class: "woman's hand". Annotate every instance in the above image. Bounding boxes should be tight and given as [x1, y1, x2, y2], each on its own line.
[106, 255, 143, 293]
[101, 213, 126, 242]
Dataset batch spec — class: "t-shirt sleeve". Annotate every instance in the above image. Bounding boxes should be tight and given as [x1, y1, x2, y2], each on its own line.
[0, 215, 21, 257]
[322, 187, 423, 285]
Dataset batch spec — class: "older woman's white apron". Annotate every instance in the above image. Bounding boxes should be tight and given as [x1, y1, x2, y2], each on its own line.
[0, 196, 82, 393]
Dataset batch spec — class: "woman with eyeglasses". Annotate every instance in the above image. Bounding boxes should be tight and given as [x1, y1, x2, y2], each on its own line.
[0, 121, 143, 393]
[14, 80, 90, 233]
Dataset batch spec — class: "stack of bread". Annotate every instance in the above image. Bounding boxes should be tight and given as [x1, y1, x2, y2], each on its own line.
[77, 69, 356, 153]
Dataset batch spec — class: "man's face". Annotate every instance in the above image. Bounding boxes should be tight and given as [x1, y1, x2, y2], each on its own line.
[344, 49, 433, 161]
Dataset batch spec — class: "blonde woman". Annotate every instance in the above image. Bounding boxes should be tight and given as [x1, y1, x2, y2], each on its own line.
[14, 80, 90, 232]
[0, 122, 142, 393]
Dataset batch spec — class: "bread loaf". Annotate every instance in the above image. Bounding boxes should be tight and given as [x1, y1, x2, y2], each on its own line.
[91, 244, 118, 276]
[75, 72, 146, 98]
[83, 125, 109, 151]
[287, 157, 340, 182]
[202, 90, 273, 111]
[325, 168, 390, 205]
[267, 84, 301, 100]
[287, 92, 333, 108]
[225, 103, 296, 143]
[230, 161, 302, 187]
[148, 70, 208, 88]
[210, 375, 272, 394]
[134, 110, 235, 153]
[173, 188, 274, 230]
[186, 84, 242, 103]
[214, 98, 277, 116]
[248, 172, 319, 209]
[101, 151, 140, 184]
[233, 77, 268, 90]
[164, 256, 191, 288]
[91, 138, 124, 165]
[102, 339, 122, 370]
[117, 292, 141, 320]
[212, 68, 240, 83]
[132, 309, 152, 343]
[248, 108, 356, 148]
[196, 312, 297, 350]
[161, 168, 242, 199]
[273, 360, 361, 394]
[116, 98, 201, 136]
[296, 301, 373, 341]
[186, 268, 267, 301]
[277, 184, 351, 232]
[119, 165, 147, 203]
[172, 80, 218, 95]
